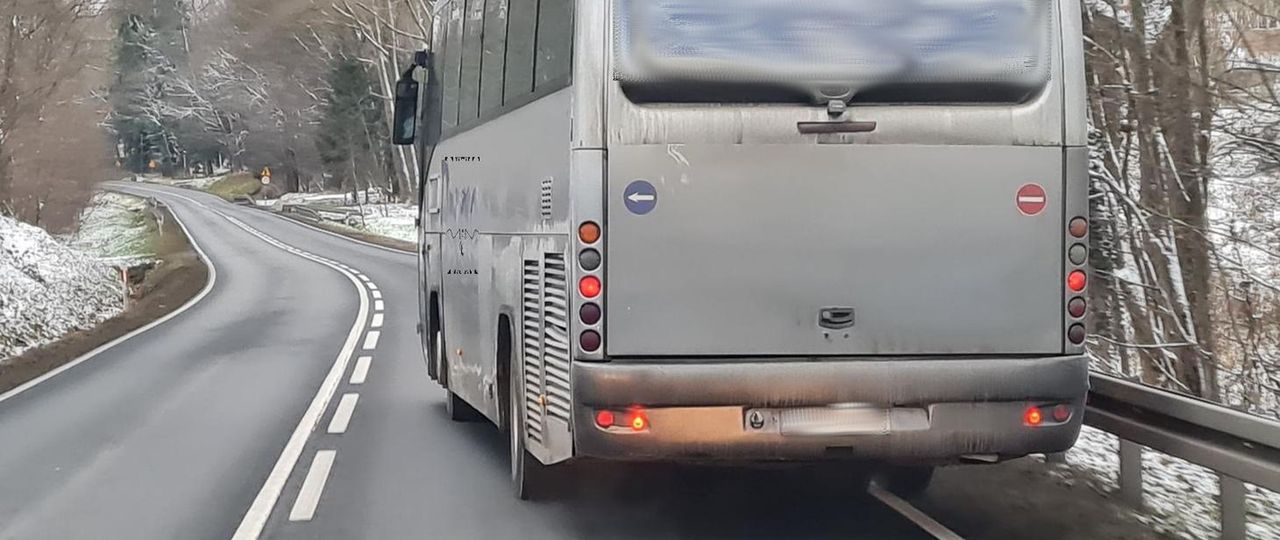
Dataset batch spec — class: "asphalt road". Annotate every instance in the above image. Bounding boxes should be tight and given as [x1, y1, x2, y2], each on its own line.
[0, 183, 945, 540]
[0, 183, 1166, 540]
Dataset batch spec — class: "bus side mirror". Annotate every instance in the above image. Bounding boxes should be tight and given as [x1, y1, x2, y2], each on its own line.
[393, 75, 420, 146]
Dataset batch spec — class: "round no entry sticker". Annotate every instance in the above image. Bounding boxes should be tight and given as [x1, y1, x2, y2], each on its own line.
[1016, 184, 1047, 216]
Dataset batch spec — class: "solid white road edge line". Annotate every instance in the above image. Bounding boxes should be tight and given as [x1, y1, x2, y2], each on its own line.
[371, 313, 384, 329]
[362, 331, 381, 350]
[0, 194, 218, 406]
[868, 483, 964, 540]
[350, 357, 372, 385]
[326, 393, 360, 434]
[224, 215, 371, 540]
[288, 450, 337, 522]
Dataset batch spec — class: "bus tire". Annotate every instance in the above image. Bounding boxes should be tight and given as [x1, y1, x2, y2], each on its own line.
[509, 370, 552, 500]
[879, 465, 935, 498]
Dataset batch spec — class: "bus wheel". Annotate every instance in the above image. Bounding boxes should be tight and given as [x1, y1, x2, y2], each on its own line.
[878, 465, 935, 498]
[509, 376, 551, 500]
[432, 329, 445, 386]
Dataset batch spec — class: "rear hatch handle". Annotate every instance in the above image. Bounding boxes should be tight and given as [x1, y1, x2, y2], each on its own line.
[818, 307, 856, 330]
[797, 121, 877, 135]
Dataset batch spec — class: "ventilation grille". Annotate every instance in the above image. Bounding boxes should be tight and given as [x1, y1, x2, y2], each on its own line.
[540, 177, 554, 221]
[521, 253, 572, 446]
[521, 260, 545, 445]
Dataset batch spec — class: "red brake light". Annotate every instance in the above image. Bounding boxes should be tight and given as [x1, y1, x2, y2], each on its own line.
[595, 410, 615, 428]
[1068, 270, 1087, 292]
[579, 276, 601, 298]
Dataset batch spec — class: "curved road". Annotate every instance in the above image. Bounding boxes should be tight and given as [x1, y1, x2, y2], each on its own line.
[0, 183, 1158, 540]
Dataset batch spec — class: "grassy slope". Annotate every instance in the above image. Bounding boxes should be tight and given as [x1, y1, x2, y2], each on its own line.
[206, 173, 262, 201]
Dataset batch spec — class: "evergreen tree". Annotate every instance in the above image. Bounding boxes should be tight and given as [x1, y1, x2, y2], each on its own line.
[106, 0, 190, 174]
[316, 57, 387, 193]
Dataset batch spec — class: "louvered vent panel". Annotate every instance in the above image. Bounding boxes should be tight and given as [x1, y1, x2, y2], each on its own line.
[541, 254, 572, 423]
[540, 177, 554, 221]
[521, 259, 545, 445]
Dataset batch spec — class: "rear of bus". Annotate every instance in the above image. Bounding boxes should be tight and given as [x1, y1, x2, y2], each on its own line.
[571, 0, 1091, 464]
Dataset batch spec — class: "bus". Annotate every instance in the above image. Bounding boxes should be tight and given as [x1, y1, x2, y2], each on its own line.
[393, 0, 1091, 500]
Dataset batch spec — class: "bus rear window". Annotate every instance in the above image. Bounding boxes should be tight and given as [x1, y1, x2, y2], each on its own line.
[613, 0, 1054, 105]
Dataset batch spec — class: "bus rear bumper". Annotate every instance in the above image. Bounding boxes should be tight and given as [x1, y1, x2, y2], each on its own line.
[571, 355, 1089, 463]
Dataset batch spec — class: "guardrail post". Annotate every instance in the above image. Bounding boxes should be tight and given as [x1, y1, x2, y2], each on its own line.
[1119, 439, 1144, 508]
[1220, 475, 1246, 540]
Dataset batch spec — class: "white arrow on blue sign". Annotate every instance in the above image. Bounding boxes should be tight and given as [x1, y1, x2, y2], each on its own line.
[623, 180, 658, 215]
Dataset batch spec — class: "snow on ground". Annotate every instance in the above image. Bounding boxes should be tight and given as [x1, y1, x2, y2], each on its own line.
[0, 216, 124, 360]
[67, 192, 157, 267]
[357, 204, 416, 243]
[1059, 426, 1280, 540]
[261, 189, 415, 243]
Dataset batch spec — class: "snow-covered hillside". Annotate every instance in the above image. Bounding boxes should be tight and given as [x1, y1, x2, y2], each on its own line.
[68, 193, 157, 266]
[0, 216, 124, 360]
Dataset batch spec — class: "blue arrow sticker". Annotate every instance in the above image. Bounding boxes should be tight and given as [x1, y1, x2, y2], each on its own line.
[623, 180, 658, 215]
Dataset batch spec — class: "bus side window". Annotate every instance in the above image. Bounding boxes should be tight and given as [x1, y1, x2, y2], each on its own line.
[479, 0, 508, 116]
[534, 0, 572, 90]
[459, 0, 485, 123]
[441, 1, 465, 131]
[504, 0, 537, 104]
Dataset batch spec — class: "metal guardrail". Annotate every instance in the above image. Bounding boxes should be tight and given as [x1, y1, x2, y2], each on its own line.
[1085, 373, 1280, 540]
[281, 203, 363, 227]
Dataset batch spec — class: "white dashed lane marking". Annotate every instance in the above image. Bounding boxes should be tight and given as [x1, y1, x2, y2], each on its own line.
[371, 290, 383, 300]
[288, 450, 337, 522]
[375, 300, 385, 312]
[357, 274, 370, 282]
[367, 282, 378, 291]
[327, 394, 360, 434]
[371, 313, 384, 329]
[362, 330, 381, 350]
[350, 357, 371, 385]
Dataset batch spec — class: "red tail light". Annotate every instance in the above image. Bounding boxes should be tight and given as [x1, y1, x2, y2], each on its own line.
[595, 410, 615, 428]
[1067, 270, 1087, 292]
[1024, 406, 1043, 426]
[579, 276, 601, 298]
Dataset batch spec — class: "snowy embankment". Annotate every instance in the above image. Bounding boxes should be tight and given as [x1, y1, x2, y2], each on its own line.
[1059, 426, 1280, 540]
[0, 193, 157, 360]
[0, 218, 124, 360]
[68, 193, 157, 267]
[264, 189, 416, 243]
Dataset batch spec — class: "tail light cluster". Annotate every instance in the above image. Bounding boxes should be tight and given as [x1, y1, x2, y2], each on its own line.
[594, 408, 649, 432]
[1066, 217, 1088, 345]
[1024, 404, 1073, 427]
[578, 222, 603, 354]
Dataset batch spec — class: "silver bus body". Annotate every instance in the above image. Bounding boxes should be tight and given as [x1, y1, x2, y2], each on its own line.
[415, 0, 1090, 471]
